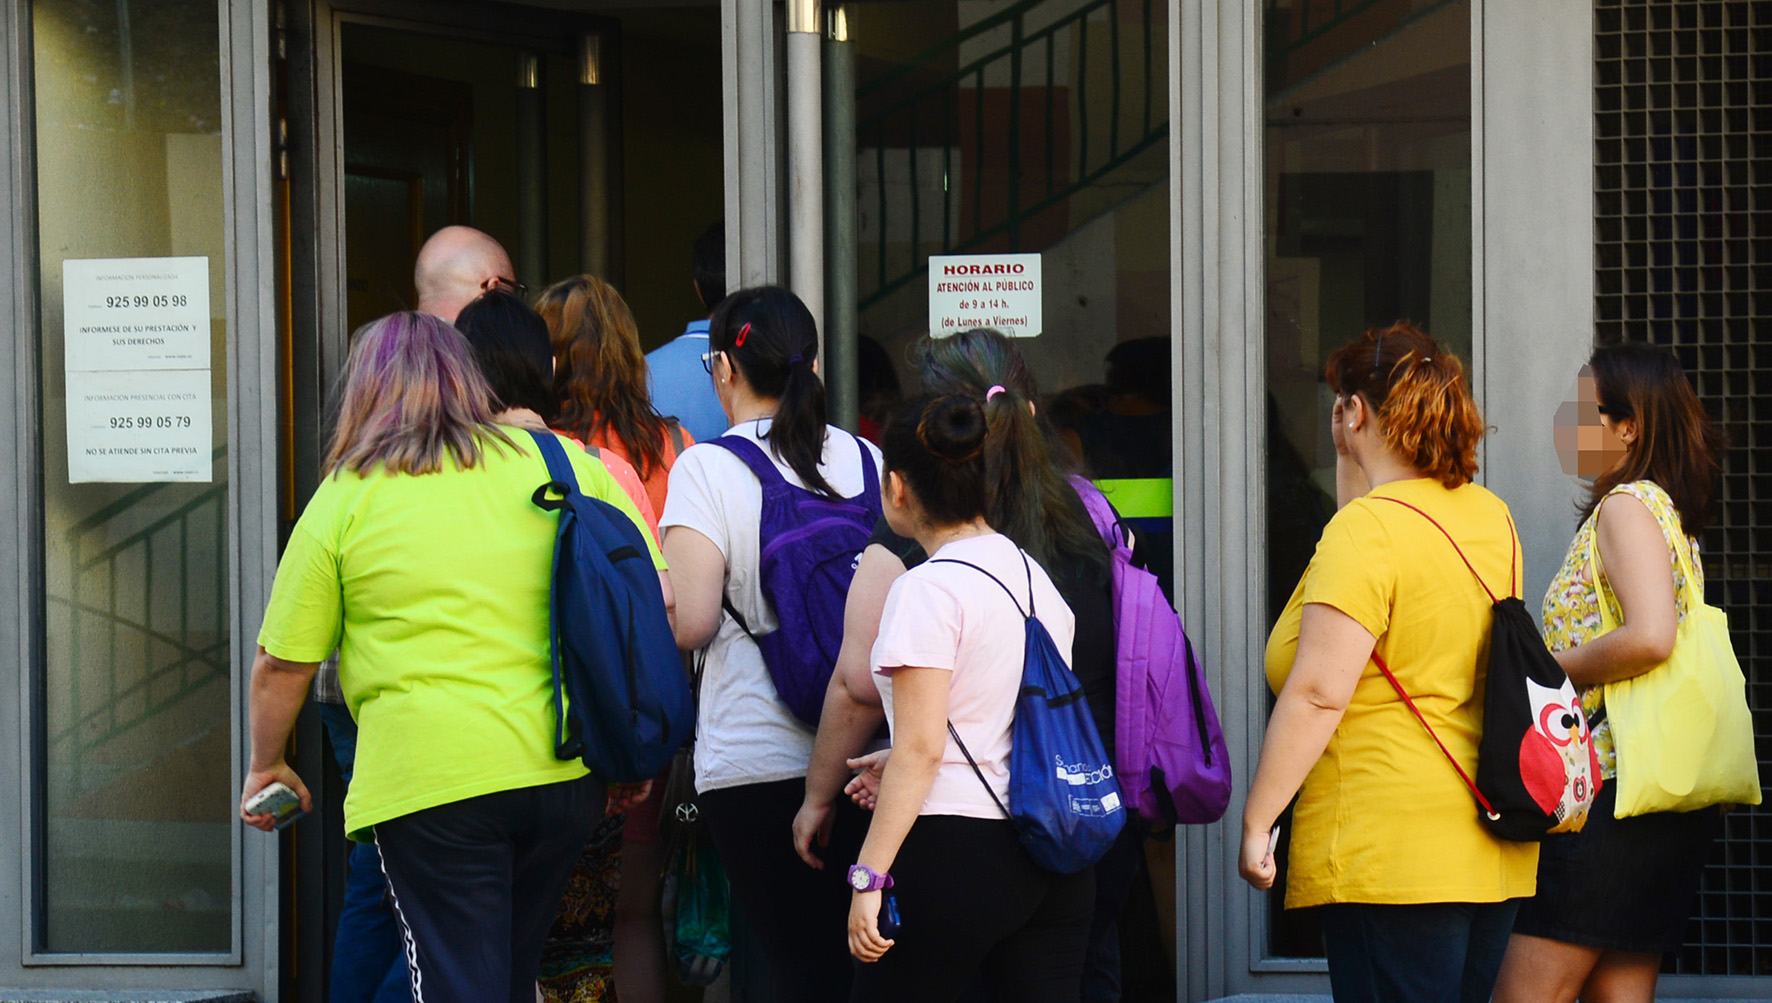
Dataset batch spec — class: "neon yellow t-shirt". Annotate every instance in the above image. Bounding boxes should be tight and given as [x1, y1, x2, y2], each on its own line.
[257, 431, 666, 841]
[1264, 478, 1538, 908]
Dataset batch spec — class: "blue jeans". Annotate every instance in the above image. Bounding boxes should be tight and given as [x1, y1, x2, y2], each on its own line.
[317, 701, 411, 1003]
[1320, 899, 1519, 1003]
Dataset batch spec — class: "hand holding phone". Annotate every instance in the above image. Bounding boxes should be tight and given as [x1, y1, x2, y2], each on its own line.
[1239, 823, 1281, 890]
[243, 781, 307, 830]
[878, 890, 902, 939]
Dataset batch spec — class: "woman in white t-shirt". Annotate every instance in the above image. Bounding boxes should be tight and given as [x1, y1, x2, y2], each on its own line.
[846, 393, 1092, 1002]
[660, 285, 882, 1003]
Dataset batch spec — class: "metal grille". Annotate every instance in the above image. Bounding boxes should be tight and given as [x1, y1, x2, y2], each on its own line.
[1594, 0, 1772, 977]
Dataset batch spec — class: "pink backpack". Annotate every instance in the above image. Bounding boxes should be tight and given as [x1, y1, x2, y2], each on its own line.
[1072, 477, 1232, 827]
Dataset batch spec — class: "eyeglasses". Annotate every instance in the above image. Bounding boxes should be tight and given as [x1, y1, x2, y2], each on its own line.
[701, 350, 718, 375]
[482, 275, 529, 299]
[1595, 402, 1631, 420]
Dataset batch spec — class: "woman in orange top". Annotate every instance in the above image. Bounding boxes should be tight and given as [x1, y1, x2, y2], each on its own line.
[540, 275, 692, 516]
[536, 274, 689, 1003]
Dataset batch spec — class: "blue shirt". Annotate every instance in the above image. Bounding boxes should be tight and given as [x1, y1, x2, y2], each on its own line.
[646, 320, 728, 444]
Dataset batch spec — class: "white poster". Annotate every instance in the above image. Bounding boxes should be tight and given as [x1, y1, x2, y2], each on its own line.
[928, 253, 1043, 338]
[63, 256, 213, 483]
[64, 370, 214, 483]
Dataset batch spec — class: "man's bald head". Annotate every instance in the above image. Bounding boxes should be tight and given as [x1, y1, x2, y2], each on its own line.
[414, 226, 516, 322]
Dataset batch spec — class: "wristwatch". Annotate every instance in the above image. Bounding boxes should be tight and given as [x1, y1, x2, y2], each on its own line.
[847, 863, 893, 892]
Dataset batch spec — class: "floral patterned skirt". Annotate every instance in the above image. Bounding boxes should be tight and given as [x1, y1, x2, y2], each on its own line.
[538, 813, 625, 1003]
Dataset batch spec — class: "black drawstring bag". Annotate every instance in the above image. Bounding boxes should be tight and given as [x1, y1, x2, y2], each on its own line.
[1372, 497, 1602, 842]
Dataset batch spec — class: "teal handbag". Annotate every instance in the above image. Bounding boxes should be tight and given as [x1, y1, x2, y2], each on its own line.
[661, 837, 730, 985]
[656, 653, 730, 987]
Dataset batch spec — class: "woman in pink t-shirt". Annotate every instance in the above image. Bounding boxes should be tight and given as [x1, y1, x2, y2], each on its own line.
[846, 393, 1089, 1003]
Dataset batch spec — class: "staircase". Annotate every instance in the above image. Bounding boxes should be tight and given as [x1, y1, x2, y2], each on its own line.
[41, 449, 233, 953]
[856, 0, 1169, 312]
[52, 449, 231, 776]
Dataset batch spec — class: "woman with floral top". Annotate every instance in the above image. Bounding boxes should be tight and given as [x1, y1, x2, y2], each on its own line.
[1494, 343, 1727, 1003]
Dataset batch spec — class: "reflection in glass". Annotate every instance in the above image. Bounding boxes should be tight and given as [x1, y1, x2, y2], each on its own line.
[31, 0, 231, 953]
[1261, 0, 1472, 958]
[840, 1, 1176, 988]
[849, 0, 1174, 589]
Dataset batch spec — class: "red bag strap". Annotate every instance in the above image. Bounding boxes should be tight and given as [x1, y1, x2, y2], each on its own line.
[1370, 651, 1501, 822]
[1371, 496, 1519, 601]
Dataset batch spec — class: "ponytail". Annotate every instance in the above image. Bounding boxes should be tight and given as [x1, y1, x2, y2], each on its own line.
[709, 286, 836, 497]
[914, 328, 1107, 579]
[1325, 321, 1483, 489]
[980, 381, 1105, 577]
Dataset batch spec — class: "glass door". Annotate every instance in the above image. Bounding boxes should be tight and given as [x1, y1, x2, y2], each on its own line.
[28, 0, 233, 956]
[1260, 0, 1474, 960]
[285, 4, 722, 996]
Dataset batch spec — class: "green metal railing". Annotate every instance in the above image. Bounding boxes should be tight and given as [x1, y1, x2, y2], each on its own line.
[857, 0, 1166, 309]
[50, 448, 229, 775]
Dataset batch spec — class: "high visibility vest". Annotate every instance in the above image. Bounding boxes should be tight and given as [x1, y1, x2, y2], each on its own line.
[1091, 477, 1172, 530]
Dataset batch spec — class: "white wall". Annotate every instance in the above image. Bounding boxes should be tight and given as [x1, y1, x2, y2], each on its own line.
[1478, 0, 1596, 605]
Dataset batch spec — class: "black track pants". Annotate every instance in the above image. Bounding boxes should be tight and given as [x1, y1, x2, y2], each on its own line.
[374, 775, 603, 1003]
[699, 778, 869, 1003]
[849, 814, 1094, 1003]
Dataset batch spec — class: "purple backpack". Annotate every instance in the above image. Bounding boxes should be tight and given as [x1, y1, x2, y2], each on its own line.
[1072, 477, 1231, 826]
[710, 433, 882, 726]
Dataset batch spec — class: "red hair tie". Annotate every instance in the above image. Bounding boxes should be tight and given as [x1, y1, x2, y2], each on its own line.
[735, 322, 751, 348]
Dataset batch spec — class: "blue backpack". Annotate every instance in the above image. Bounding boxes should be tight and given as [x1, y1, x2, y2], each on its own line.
[528, 430, 696, 782]
[936, 553, 1127, 874]
[708, 433, 882, 726]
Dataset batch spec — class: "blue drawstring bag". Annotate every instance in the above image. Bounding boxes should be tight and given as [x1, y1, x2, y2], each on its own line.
[934, 553, 1126, 874]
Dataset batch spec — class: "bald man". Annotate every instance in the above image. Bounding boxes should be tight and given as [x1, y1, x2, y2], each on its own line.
[414, 225, 519, 322]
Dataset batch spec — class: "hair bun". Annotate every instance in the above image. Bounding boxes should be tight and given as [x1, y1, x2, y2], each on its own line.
[916, 394, 987, 464]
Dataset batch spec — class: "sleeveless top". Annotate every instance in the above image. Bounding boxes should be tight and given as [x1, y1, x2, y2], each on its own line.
[1539, 480, 1700, 779]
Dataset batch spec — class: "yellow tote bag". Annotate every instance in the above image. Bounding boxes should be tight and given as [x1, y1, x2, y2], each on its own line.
[1593, 529, 1761, 817]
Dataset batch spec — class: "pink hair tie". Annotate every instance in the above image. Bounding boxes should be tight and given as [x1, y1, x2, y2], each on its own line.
[985, 384, 1006, 401]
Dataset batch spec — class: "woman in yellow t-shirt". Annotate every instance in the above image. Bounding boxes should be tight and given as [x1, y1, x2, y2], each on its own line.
[1240, 323, 1537, 1002]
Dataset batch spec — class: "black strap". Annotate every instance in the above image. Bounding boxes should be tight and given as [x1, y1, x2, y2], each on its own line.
[947, 721, 1012, 822]
[927, 551, 1037, 618]
[721, 595, 753, 638]
[927, 549, 1037, 823]
[666, 419, 687, 456]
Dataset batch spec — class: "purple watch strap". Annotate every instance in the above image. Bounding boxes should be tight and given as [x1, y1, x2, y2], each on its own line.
[847, 864, 893, 892]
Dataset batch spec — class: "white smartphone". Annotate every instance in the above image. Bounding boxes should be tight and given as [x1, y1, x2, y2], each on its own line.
[244, 781, 306, 830]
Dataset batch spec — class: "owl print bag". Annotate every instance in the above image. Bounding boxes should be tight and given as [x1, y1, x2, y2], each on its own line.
[1371, 498, 1602, 842]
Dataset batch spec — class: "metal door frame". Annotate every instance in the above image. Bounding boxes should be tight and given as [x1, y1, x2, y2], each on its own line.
[0, 0, 279, 992]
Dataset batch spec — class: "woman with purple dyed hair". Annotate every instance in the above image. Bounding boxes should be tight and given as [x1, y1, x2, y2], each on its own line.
[239, 311, 667, 1003]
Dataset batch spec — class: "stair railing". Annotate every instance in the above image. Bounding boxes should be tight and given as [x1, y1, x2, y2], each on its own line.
[49, 447, 230, 787]
[857, 0, 1166, 309]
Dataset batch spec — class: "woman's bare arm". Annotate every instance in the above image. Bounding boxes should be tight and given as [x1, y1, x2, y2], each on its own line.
[242, 647, 321, 830]
[794, 546, 903, 866]
[663, 526, 727, 651]
[1239, 603, 1374, 889]
[1556, 492, 1679, 687]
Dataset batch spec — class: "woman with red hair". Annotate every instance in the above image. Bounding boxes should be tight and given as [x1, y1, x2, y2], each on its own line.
[1239, 323, 1537, 1002]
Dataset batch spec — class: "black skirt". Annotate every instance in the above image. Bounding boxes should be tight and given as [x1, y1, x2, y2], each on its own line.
[1514, 783, 1722, 955]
